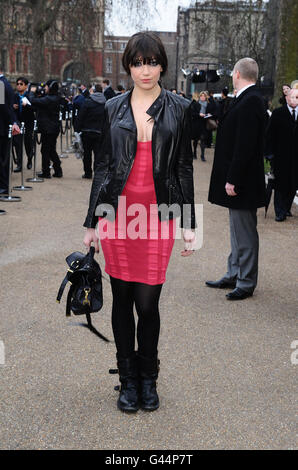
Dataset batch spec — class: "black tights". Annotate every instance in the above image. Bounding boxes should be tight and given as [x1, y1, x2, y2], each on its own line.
[110, 276, 163, 359]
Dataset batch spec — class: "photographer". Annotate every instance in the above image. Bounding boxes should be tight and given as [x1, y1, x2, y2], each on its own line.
[28, 80, 62, 178]
[13, 77, 35, 172]
[74, 84, 106, 179]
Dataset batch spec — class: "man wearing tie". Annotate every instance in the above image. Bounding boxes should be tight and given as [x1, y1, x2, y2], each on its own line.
[265, 88, 298, 221]
[206, 58, 266, 300]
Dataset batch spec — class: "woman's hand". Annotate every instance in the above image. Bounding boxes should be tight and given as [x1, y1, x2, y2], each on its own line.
[181, 229, 196, 257]
[83, 228, 100, 253]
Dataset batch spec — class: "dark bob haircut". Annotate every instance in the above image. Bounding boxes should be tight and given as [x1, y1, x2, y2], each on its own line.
[122, 31, 168, 77]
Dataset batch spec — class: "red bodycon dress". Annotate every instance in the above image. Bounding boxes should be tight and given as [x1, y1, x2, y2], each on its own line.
[98, 141, 175, 285]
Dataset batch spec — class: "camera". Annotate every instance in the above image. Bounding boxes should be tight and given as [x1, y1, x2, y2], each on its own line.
[29, 82, 46, 97]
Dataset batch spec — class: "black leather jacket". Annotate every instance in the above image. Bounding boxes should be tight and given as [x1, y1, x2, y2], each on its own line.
[84, 87, 196, 229]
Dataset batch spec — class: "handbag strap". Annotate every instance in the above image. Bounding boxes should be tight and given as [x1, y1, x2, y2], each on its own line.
[56, 272, 72, 304]
[84, 312, 110, 342]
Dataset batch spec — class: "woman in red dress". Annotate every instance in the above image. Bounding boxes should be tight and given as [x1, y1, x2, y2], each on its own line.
[84, 32, 196, 412]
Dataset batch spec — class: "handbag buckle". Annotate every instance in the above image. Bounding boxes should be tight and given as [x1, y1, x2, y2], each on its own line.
[83, 287, 91, 306]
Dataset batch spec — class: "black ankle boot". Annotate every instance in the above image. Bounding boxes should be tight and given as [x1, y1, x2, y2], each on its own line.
[53, 167, 63, 178]
[117, 353, 139, 412]
[138, 353, 159, 411]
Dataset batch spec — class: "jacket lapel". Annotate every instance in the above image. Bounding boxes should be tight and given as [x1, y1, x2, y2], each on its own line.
[116, 86, 166, 132]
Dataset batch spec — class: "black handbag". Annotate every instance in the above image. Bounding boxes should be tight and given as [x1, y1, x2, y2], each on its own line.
[56, 246, 109, 342]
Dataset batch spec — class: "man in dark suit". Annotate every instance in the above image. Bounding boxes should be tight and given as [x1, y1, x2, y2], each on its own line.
[13, 77, 35, 172]
[265, 88, 298, 221]
[102, 79, 116, 101]
[207, 58, 266, 300]
[0, 71, 20, 195]
[74, 84, 106, 179]
[28, 80, 62, 178]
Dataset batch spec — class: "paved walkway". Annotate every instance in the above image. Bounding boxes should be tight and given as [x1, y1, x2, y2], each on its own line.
[0, 143, 297, 450]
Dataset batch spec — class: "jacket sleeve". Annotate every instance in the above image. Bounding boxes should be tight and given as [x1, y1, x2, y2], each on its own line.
[83, 107, 111, 228]
[175, 103, 196, 229]
[227, 96, 264, 186]
[29, 94, 52, 108]
[74, 101, 87, 133]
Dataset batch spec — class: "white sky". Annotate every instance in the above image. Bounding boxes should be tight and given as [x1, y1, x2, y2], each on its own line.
[106, 0, 269, 35]
[106, 0, 192, 35]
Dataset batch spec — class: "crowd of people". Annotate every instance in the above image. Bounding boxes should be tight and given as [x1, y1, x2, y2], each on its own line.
[0, 30, 297, 413]
[1, 71, 296, 217]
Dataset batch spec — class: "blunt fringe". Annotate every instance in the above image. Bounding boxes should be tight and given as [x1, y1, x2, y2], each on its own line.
[122, 31, 168, 77]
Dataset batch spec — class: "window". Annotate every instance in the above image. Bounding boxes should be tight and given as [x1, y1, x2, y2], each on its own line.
[27, 14, 32, 37]
[1, 50, 7, 72]
[105, 57, 112, 74]
[218, 36, 228, 55]
[106, 41, 113, 50]
[16, 51, 22, 72]
[72, 24, 82, 42]
[120, 42, 126, 51]
[14, 12, 20, 30]
[75, 25, 82, 41]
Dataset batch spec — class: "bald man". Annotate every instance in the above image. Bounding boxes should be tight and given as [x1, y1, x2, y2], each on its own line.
[207, 58, 267, 300]
[265, 88, 298, 221]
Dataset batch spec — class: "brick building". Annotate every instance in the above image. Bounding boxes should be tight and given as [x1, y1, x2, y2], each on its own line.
[103, 36, 133, 91]
[0, 0, 105, 84]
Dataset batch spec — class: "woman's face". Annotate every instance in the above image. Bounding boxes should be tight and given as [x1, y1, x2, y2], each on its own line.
[200, 94, 206, 102]
[129, 56, 162, 91]
[283, 85, 291, 96]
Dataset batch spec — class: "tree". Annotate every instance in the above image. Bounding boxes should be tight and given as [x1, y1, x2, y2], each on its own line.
[0, 0, 158, 82]
[273, 0, 298, 106]
[105, 0, 158, 34]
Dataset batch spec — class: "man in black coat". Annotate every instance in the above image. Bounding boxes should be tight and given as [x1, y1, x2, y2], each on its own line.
[74, 84, 106, 179]
[28, 80, 62, 178]
[13, 77, 35, 172]
[0, 71, 20, 195]
[218, 87, 233, 122]
[102, 79, 116, 101]
[207, 58, 266, 300]
[265, 88, 298, 221]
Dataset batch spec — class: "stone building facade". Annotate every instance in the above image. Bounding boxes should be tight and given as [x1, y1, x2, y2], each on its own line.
[176, 0, 268, 98]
